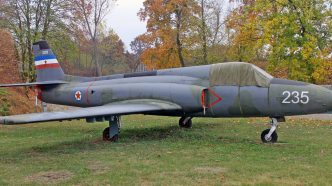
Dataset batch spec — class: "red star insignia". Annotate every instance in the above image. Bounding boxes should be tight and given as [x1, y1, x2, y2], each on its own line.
[75, 91, 82, 101]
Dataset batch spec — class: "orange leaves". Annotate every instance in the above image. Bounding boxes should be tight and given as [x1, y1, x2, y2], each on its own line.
[138, 0, 198, 69]
[139, 29, 182, 70]
[140, 41, 181, 70]
[0, 29, 21, 83]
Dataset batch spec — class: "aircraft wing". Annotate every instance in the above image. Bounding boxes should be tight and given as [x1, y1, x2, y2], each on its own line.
[0, 99, 182, 125]
[0, 81, 67, 87]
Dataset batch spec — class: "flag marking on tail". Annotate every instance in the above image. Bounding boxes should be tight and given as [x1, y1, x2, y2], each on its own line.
[34, 54, 60, 69]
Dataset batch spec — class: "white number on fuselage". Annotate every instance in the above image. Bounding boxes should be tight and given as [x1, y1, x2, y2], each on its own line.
[282, 91, 309, 104]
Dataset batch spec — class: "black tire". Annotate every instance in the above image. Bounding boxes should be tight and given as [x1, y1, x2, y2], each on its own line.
[102, 127, 119, 142]
[110, 134, 119, 142]
[179, 117, 192, 128]
[103, 127, 110, 141]
[261, 129, 278, 143]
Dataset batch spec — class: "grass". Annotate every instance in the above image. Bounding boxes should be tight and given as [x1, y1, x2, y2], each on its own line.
[0, 115, 331, 185]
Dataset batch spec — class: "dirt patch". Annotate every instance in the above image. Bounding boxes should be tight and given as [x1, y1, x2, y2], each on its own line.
[194, 166, 226, 174]
[87, 161, 111, 174]
[26, 170, 74, 184]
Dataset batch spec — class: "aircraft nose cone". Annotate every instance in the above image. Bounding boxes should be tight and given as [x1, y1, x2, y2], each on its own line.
[321, 86, 332, 111]
[328, 90, 332, 111]
[0, 118, 5, 124]
[311, 85, 332, 113]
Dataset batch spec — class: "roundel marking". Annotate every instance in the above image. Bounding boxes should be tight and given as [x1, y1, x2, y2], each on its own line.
[75, 91, 82, 101]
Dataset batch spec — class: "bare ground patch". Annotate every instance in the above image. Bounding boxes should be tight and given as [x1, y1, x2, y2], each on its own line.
[87, 161, 111, 175]
[26, 170, 73, 184]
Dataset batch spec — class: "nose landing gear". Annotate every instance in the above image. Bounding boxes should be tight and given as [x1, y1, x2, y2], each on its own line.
[261, 117, 284, 143]
[179, 116, 192, 128]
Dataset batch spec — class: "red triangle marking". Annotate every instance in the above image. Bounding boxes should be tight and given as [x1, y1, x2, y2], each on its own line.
[208, 88, 222, 108]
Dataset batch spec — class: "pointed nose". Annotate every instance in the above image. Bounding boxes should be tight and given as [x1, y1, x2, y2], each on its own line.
[319, 85, 332, 111]
[327, 90, 332, 112]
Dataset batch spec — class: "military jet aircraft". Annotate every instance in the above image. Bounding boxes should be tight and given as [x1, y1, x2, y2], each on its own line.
[1, 41, 331, 143]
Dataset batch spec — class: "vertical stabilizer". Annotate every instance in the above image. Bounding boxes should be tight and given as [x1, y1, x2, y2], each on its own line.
[32, 41, 65, 82]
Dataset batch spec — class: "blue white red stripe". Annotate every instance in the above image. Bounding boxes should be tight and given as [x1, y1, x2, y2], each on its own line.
[34, 55, 57, 61]
[34, 54, 60, 69]
[35, 58, 58, 66]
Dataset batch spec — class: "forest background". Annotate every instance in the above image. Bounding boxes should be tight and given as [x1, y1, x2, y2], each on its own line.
[0, 0, 331, 115]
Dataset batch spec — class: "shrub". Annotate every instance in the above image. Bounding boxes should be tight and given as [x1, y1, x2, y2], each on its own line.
[0, 88, 10, 116]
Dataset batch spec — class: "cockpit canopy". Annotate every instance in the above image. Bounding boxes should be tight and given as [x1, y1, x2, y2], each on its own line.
[209, 62, 273, 87]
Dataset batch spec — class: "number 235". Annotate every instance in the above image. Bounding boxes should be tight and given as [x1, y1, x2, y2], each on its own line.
[282, 91, 309, 104]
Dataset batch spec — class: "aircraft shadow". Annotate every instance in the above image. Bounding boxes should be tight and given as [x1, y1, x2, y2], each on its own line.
[20, 122, 262, 156]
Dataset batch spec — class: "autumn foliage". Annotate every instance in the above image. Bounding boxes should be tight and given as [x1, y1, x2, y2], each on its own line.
[226, 0, 332, 83]
[138, 0, 199, 69]
[136, 0, 331, 83]
[0, 0, 331, 84]
[0, 29, 38, 115]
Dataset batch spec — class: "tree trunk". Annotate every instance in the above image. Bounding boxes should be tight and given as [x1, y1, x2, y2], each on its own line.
[25, 1, 34, 82]
[175, 10, 185, 67]
[78, 40, 81, 70]
[176, 31, 185, 67]
[201, 0, 208, 64]
[93, 40, 102, 76]
[42, 0, 53, 39]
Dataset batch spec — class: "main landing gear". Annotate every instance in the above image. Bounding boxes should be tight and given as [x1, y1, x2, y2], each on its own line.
[103, 116, 121, 142]
[179, 116, 192, 128]
[261, 117, 284, 143]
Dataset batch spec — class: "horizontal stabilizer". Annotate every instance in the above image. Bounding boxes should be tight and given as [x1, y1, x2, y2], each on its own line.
[0, 99, 182, 125]
[0, 81, 67, 87]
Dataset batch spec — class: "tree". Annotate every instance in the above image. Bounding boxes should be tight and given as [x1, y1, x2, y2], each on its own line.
[226, 0, 331, 83]
[139, 0, 199, 69]
[0, 0, 73, 81]
[195, 0, 224, 64]
[129, 36, 148, 71]
[99, 29, 125, 72]
[72, 0, 116, 76]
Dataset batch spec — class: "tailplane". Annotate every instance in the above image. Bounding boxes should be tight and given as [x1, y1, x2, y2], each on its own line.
[32, 41, 65, 82]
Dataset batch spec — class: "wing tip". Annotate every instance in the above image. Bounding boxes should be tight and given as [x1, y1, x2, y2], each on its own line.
[0, 117, 17, 125]
[0, 117, 26, 125]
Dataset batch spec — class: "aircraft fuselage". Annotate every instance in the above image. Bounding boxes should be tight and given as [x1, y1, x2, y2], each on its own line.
[39, 65, 332, 118]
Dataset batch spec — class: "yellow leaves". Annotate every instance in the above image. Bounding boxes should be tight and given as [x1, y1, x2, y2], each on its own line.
[226, 0, 331, 83]
[140, 41, 182, 70]
[312, 58, 332, 84]
[138, 0, 198, 69]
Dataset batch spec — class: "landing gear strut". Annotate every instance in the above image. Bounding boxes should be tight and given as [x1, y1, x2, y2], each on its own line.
[179, 116, 192, 128]
[261, 118, 280, 143]
[103, 116, 121, 142]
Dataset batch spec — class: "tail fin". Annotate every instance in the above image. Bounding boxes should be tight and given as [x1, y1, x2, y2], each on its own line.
[32, 41, 65, 82]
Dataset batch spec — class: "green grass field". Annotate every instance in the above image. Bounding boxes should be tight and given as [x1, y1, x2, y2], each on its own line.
[0, 115, 331, 185]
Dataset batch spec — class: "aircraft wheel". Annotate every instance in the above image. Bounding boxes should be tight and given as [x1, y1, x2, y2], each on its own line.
[102, 127, 119, 142]
[179, 117, 192, 128]
[109, 134, 119, 142]
[261, 129, 278, 143]
[102, 127, 110, 141]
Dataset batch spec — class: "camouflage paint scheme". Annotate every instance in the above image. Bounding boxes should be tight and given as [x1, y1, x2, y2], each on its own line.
[1, 41, 332, 142]
[39, 67, 332, 118]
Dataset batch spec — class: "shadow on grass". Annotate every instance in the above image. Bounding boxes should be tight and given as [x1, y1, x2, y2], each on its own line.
[19, 122, 260, 156]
